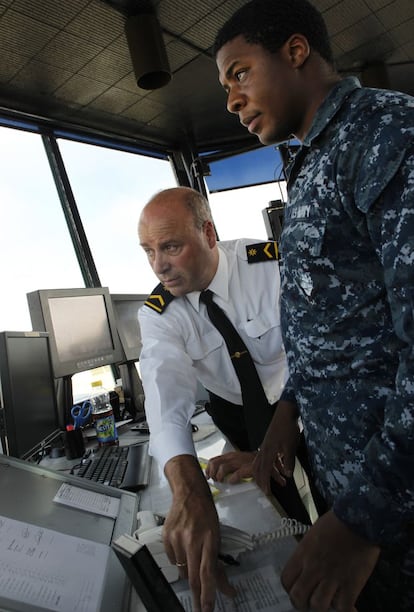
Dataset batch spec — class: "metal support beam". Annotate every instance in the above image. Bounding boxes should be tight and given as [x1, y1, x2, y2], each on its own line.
[41, 133, 101, 288]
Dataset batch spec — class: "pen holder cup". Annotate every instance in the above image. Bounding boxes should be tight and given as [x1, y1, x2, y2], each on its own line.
[64, 428, 85, 459]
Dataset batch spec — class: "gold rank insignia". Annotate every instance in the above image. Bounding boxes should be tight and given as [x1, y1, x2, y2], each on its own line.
[246, 241, 279, 262]
[144, 282, 175, 314]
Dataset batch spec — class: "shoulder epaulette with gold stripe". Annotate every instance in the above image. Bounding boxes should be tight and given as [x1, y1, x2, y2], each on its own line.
[246, 241, 280, 262]
[144, 282, 175, 314]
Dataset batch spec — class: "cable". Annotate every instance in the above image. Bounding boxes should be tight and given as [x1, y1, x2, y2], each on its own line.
[251, 519, 310, 548]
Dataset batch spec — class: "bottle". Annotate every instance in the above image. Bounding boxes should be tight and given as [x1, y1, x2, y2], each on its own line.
[90, 380, 119, 447]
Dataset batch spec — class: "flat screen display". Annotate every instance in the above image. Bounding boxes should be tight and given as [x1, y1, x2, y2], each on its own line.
[49, 295, 113, 363]
[27, 288, 124, 379]
[0, 331, 60, 460]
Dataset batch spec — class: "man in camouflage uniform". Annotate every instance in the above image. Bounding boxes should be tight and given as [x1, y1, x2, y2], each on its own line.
[215, 0, 414, 610]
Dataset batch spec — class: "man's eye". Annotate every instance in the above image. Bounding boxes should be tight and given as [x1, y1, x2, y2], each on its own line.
[235, 69, 246, 82]
[165, 244, 180, 253]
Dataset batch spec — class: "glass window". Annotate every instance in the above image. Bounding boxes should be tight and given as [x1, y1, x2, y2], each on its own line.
[57, 139, 177, 295]
[0, 127, 84, 332]
[56, 140, 178, 403]
[205, 145, 284, 192]
[0, 123, 284, 402]
[0, 127, 178, 401]
[209, 181, 287, 241]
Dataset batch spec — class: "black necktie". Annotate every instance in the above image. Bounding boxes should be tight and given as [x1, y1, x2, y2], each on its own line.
[200, 289, 274, 449]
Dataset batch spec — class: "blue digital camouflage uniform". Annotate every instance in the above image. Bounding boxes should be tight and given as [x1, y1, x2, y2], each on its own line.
[279, 77, 414, 609]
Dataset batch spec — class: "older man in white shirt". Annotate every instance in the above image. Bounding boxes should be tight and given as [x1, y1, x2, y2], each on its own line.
[137, 186, 313, 611]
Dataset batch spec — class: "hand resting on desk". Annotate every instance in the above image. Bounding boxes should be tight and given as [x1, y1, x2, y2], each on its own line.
[205, 451, 256, 484]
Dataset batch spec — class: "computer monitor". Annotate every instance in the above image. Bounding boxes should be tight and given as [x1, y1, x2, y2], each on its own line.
[27, 287, 124, 379]
[262, 199, 284, 242]
[27, 287, 124, 426]
[111, 294, 147, 421]
[0, 331, 61, 460]
[111, 294, 147, 363]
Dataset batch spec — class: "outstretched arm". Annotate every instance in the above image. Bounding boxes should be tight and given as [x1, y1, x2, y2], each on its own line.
[163, 454, 236, 612]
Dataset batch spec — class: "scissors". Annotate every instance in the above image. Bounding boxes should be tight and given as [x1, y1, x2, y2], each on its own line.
[71, 401, 92, 429]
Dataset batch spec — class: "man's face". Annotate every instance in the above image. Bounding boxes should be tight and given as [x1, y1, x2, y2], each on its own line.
[138, 198, 217, 297]
[216, 35, 305, 144]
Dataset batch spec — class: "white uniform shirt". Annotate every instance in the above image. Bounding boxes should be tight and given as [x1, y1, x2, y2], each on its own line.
[138, 238, 288, 469]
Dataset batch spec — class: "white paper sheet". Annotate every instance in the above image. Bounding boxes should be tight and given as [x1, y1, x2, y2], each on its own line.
[53, 483, 120, 518]
[0, 515, 109, 612]
[178, 565, 294, 612]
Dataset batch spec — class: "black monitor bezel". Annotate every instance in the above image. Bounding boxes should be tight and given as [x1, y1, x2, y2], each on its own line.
[26, 287, 124, 379]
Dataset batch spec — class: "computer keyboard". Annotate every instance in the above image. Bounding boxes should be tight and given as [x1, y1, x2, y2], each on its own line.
[76, 442, 151, 492]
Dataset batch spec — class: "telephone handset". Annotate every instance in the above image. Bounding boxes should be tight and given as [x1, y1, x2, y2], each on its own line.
[133, 511, 310, 583]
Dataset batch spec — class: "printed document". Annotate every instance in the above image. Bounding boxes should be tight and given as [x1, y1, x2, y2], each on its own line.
[178, 564, 294, 611]
[53, 482, 120, 518]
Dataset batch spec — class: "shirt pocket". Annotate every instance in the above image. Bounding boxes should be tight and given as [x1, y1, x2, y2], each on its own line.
[282, 216, 326, 258]
[186, 329, 223, 361]
[186, 329, 235, 388]
[281, 215, 327, 302]
[241, 313, 283, 365]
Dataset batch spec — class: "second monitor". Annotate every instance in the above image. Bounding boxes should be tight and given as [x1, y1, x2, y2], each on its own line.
[111, 294, 148, 421]
[111, 294, 147, 362]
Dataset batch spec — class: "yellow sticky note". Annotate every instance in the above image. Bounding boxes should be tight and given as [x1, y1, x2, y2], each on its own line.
[198, 457, 208, 470]
[209, 484, 220, 497]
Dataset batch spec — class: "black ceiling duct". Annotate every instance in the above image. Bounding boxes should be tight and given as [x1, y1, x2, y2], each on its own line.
[125, 12, 171, 90]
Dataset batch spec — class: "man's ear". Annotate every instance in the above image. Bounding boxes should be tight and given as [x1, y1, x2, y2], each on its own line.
[204, 220, 217, 248]
[281, 33, 310, 69]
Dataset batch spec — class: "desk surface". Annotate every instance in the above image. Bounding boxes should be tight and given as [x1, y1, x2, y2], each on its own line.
[129, 412, 298, 612]
[138, 411, 285, 537]
[40, 412, 287, 541]
[41, 412, 298, 611]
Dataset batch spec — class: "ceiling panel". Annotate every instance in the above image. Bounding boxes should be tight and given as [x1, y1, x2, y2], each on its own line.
[0, 0, 412, 154]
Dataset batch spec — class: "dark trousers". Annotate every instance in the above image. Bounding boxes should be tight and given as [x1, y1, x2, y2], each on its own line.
[205, 392, 323, 525]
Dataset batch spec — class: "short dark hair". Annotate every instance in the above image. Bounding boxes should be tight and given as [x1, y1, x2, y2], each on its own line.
[213, 0, 333, 65]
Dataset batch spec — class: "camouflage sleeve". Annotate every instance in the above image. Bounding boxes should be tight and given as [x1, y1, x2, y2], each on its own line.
[280, 378, 297, 404]
[333, 128, 414, 545]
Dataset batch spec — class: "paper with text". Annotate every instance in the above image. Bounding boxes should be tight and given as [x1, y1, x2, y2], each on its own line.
[53, 483, 120, 518]
[0, 515, 109, 612]
[178, 565, 294, 611]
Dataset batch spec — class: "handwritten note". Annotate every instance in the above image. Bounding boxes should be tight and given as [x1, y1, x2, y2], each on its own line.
[0, 515, 109, 611]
